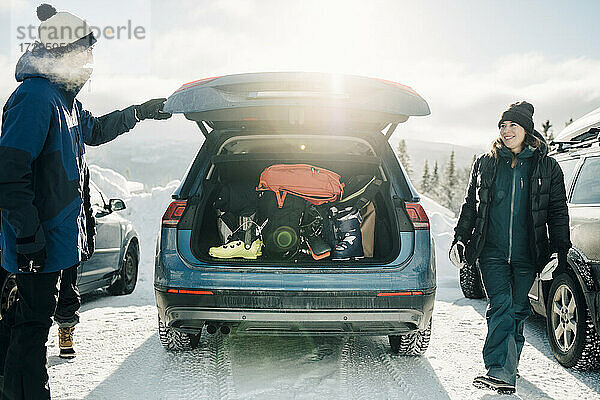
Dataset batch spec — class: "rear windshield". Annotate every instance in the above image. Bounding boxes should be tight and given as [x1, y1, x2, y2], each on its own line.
[218, 135, 376, 156]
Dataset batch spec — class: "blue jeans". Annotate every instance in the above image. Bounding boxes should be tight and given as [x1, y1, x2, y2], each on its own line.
[479, 257, 537, 386]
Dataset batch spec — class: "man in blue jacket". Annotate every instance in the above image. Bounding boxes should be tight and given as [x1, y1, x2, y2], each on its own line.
[0, 4, 171, 398]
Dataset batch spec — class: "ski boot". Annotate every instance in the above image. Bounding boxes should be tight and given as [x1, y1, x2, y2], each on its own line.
[331, 207, 364, 260]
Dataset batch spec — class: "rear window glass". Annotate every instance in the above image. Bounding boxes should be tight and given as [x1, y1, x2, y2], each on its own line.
[219, 136, 376, 156]
[571, 156, 600, 204]
[557, 158, 579, 190]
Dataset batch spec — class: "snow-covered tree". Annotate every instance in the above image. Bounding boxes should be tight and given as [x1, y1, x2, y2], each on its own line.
[420, 160, 431, 194]
[541, 120, 554, 143]
[430, 160, 440, 200]
[442, 148, 459, 211]
[396, 139, 413, 178]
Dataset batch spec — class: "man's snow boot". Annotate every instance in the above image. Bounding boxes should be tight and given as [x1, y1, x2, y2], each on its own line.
[473, 375, 515, 395]
[331, 207, 364, 260]
[58, 326, 76, 359]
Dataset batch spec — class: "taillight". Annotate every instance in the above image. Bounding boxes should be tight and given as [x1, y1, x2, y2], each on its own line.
[162, 200, 187, 228]
[376, 78, 418, 95]
[405, 203, 429, 230]
[174, 76, 221, 93]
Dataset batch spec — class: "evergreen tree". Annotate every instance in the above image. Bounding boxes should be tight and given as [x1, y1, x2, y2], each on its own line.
[431, 160, 440, 200]
[396, 139, 413, 178]
[541, 120, 554, 142]
[442, 148, 459, 211]
[420, 160, 431, 194]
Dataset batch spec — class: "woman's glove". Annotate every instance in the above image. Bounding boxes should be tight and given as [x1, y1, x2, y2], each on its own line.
[449, 238, 466, 269]
[558, 251, 568, 269]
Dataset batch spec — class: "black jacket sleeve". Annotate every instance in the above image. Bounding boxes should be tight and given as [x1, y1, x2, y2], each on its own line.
[454, 156, 480, 243]
[0, 90, 50, 252]
[547, 159, 571, 254]
[81, 105, 138, 146]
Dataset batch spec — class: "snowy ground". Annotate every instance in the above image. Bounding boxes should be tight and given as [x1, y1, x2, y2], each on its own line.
[44, 170, 600, 399]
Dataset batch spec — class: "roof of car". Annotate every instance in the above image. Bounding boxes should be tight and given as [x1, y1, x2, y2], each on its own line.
[551, 141, 600, 158]
[555, 105, 600, 142]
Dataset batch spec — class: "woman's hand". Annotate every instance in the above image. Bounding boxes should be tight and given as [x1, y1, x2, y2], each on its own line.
[449, 239, 466, 269]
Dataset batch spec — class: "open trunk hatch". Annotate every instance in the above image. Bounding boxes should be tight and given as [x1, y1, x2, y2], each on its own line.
[164, 72, 430, 136]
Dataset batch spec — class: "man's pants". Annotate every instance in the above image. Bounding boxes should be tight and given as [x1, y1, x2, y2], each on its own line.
[54, 264, 81, 328]
[479, 257, 537, 386]
[0, 264, 81, 399]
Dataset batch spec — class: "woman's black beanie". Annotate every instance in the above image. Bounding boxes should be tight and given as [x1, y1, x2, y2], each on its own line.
[498, 101, 535, 134]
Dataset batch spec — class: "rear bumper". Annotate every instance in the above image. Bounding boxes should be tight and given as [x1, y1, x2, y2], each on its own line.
[155, 288, 435, 335]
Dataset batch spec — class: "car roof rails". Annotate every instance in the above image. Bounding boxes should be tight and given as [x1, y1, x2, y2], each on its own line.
[551, 129, 600, 153]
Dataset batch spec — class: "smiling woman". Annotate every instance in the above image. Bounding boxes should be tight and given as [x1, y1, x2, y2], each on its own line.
[452, 101, 571, 394]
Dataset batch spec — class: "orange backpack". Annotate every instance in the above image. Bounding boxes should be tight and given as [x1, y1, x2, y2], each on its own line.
[257, 164, 344, 208]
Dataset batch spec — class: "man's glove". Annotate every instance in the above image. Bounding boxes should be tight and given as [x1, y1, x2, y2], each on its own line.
[135, 98, 171, 121]
[16, 228, 47, 273]
[449, 239, 466, 269]
[17, 247, 46, 273]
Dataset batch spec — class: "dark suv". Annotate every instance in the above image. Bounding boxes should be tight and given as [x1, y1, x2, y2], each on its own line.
[154, 72, 436, 355]
[460, 115, 600, 370]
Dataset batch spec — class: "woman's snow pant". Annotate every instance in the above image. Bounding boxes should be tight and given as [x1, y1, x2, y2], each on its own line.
[479, 257, 537, 386]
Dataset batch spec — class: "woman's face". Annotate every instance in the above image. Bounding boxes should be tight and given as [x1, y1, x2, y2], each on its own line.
[499, 120, 526, 153]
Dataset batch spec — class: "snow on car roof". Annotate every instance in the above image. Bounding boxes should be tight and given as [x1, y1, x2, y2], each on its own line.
[555, 105, 600, 142]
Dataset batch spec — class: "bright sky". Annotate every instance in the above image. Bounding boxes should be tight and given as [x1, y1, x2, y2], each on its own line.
[1, 0, 600, 146]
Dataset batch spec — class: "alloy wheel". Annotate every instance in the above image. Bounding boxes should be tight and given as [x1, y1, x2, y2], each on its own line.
[551, 284, 578, 352]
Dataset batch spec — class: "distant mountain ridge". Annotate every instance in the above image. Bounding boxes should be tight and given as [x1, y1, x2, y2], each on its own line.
[390, 137, 486, 186]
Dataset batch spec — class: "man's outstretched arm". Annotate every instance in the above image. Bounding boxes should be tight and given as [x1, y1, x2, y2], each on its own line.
[81, 98, 171, 146]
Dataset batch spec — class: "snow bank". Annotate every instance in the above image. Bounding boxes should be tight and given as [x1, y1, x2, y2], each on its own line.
[89, 164, 180, 284]
[419, 195, 460, 296]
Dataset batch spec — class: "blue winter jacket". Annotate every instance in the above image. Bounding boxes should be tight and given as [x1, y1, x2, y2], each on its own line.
[0, 50, 138, 273]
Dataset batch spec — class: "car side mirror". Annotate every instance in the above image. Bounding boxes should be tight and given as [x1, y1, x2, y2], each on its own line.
[109, 199, 126, 212]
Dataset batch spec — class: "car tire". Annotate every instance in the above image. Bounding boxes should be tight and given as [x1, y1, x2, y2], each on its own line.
[0, 272, 17, 320]
[107, 244, 139, 296]
[460, 263, 486, 299]
[389, 319, 432, 356]
[546, 272, 600, 370]
[158, 317, 200, 351]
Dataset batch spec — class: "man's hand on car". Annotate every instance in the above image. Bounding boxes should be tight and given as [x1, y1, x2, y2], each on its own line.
[449, 238, 466, 269]
[135, 98, 172, 121]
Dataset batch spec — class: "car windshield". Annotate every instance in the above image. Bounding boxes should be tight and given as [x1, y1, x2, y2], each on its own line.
[218, 135, 376, 156]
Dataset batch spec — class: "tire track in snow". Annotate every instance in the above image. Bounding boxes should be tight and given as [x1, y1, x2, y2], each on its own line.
[215, 335, 237, 400]
[339, 335, 420, 400]
[190, 332, 238, 399]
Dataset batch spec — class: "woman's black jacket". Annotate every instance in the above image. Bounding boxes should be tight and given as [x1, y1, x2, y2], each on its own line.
[454, 139, 571, 272]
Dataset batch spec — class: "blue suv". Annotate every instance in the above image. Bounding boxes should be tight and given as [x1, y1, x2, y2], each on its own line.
[154, 72, 435, 354]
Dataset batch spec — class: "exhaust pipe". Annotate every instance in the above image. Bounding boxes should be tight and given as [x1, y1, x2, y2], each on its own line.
[206, 324, 218, 335]
[220, 325, 231, 335]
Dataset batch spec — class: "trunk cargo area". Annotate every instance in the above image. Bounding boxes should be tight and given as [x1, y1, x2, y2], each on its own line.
[188, 147, 410, 267]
